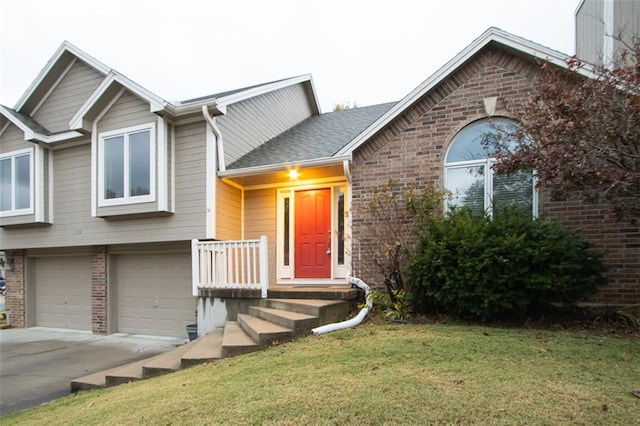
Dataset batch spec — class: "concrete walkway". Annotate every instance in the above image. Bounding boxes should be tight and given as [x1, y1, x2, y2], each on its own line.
[0, 327, 186, 416]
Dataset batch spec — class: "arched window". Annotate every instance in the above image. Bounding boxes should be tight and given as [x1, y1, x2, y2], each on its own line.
[444, 119, 536, 216]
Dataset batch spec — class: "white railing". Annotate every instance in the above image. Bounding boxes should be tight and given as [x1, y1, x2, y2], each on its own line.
[191, 236, 268, 297]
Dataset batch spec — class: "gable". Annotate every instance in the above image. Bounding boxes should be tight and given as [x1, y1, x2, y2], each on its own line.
[0, 123, 32, 153]
[217, 82, 316, 166]
[353, 45, 539, 166]
[97, 90, 157, 133]
[31, 60, 104, 133]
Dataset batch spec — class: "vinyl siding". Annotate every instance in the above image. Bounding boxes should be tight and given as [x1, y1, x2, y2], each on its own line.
[0, 123, 31, 153]
[97, 90, 156, 133]
[32, 60, 104, 133]
[0, 121, 208, 249]
[215, 179, 242, 240]
[243, 188, 277, 284]
[614, 0, 640, 54]
[576, 0, 604, 64]
[218, 83, 314, 166]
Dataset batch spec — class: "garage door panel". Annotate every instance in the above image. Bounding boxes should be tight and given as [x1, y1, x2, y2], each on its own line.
[116, 253, 194, 337]
[34, 257, 91, 330]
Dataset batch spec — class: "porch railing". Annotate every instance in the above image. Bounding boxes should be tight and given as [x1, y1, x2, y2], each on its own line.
[191, 236, 269, 298]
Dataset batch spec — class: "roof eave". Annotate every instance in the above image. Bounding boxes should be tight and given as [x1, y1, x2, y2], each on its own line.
[219, 155, 350, 178]
[335, 27, 577, 157]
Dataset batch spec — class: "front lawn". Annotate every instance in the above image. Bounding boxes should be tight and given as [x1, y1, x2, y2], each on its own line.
[4, 323, 639, 425]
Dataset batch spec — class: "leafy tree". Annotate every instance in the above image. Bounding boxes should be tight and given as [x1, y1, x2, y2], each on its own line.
[333, 101, 358, 111]
[489, 37, 640, 220]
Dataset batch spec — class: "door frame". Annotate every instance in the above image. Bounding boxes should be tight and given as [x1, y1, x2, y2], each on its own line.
[276, 182, 349, 283]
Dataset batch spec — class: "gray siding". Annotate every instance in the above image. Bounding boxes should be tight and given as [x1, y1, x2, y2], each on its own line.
[614, 0, 640, 54]
[32, 60, 104, 133]
[0, 120, 208, 249]
[0, 123, 31, 153]
[217, 83, 314, 166]
[97, 90, 156, 133]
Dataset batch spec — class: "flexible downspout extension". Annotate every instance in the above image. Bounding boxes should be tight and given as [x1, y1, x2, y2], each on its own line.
[312, 274, 372, 335]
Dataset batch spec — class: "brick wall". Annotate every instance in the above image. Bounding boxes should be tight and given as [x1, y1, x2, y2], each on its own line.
[91, 245, 108, 334]
[351, 45, 640, 304]
[4, 250, 26, 327]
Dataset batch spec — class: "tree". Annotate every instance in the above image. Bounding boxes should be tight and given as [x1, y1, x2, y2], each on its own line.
[489, 37, 640, 220]
[333, 101, 358, 111]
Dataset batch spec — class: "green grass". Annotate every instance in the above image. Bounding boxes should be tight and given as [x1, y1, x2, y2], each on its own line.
[4, 323, 639, 425]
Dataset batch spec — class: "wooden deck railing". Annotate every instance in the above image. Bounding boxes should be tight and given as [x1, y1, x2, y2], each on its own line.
[191, 236, 268, 297]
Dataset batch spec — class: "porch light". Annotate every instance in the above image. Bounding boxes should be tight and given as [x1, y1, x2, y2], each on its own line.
[288, 169, 299, 180]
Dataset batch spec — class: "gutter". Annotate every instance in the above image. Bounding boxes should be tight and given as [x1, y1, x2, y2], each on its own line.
[218, 155, 351, 179]
[201, 105, 226, 172]
[312, 275, 372, 335]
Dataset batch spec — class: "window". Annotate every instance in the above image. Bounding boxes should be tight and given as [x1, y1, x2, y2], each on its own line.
[0, 148, 33, 216]
[99, 123, 155, 206]
[444, 119, 536, 216]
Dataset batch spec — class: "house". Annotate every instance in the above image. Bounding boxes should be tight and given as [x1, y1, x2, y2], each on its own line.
[3, 7, 639, 339]
[0, 41, 391, 337]
[348, 25, 639, 305]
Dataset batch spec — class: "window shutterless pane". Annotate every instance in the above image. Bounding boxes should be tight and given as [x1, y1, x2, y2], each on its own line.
[338, 192, 345, 265]
[284, 197, 290, 266]
[104, 135, 124, 199]
[493, 170, 534, 211]
[447, 165, 485, 216]
[0, 158, 11, 211]
[128, 130, 151, 196]
[15, 154, 30, 209]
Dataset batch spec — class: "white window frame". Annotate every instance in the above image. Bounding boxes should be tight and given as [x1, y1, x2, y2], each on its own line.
[0, 147, 35, 217]
[444, 158, 538, 217]
[98, 123, 156, 207]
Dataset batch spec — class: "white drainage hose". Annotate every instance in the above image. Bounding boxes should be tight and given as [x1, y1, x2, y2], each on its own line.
[312, 274, 372, 335]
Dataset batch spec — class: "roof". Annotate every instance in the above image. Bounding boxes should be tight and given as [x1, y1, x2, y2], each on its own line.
[0, 105, 83, 143]
[335, 27, 579, 156]
[227, 102, 396, 170]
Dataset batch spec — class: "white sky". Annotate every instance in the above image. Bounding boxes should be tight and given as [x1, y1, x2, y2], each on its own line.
[0, 0, 579, 113]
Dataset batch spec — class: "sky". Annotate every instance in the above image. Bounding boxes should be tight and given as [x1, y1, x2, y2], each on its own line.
[0, 0, 580, 113]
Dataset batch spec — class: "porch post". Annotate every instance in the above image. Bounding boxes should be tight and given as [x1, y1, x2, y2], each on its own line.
[259, 236, 268, 298]
[191, 239, 199, 296]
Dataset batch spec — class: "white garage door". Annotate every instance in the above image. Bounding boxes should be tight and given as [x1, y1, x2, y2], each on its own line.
[35, 256, 92, 330]
[115, 253, 195, 337]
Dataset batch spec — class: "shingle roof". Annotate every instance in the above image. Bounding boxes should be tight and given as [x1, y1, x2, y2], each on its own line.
[227, 102, 396, 170]
[179, 77, 297, 104]
[1, 106, 51, 135]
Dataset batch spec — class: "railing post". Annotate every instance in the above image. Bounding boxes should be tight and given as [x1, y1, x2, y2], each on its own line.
[259, 235, 268, 298]
[191, 239, 199, 296]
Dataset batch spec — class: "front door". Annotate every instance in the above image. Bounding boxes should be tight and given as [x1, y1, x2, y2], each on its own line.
[295, 188, 331, 278]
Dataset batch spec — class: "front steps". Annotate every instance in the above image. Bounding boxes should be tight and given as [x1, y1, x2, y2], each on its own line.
[70, 298, 352, 392]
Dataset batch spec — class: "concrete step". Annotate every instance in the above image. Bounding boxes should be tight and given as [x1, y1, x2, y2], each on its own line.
[268, 287, 357, 300]
[249, 305, 318, 336]
[237, 313, 293, 346]
[264, 298, 350, 324]
[180, 329, 224, 368]
[221, 321, 259, 358]
[142, 338, 201, 378]
[104, 353, 166, 387]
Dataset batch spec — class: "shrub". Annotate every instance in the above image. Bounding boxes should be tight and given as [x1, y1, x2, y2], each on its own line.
[407, 207, 607, 321]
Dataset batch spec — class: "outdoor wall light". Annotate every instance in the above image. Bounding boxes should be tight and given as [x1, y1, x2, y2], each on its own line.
[288, 169, 299, 180]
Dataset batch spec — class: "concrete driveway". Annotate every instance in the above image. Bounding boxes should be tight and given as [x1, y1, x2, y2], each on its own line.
[0, 327, 186, 416]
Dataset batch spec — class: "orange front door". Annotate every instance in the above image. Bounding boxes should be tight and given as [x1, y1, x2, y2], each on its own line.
[295, 189, 331, 278]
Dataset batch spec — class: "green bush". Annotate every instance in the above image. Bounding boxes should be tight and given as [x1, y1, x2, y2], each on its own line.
[406, 207, 607, 321]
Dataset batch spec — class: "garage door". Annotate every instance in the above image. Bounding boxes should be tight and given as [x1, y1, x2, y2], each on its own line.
[115, 253, 195, 337]
[34, 256, 92, 330]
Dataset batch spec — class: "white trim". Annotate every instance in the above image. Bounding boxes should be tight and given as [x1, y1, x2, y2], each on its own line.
[0, 147, 35, 217]
[0, 105, 83, 144]
[30, 58, 77, 116]
[218, 156, 350, 179]
[171, 123, 176, 213]
[91, 121, 98, 217]
[243, 176, 347, 192]
[15, 40, 110, 111]
[34, 145, 44, 222]
[157, 116, 167, 211]
[97, 122, 156, 207]
[603, 0, 615, 66]
[48, 148, 54, 222]
[205, 119, 216, 239]
[336, 27, 582, 157]
[70, 71, 167, 130]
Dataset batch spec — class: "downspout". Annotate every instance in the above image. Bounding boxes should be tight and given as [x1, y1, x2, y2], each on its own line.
[201, 105, 226, 172]
[312, 274, 372, 335]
